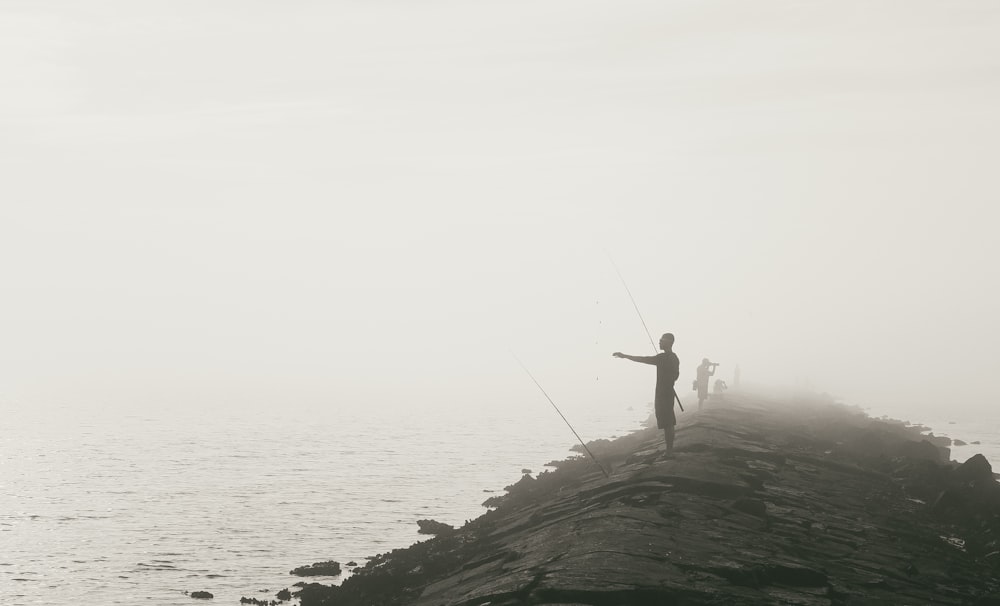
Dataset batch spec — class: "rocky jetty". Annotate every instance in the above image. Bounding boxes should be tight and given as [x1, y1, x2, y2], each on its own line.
[290, 392, 1000, 605]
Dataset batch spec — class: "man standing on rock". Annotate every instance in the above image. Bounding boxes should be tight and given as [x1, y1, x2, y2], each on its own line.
[613, 333, 681, 457]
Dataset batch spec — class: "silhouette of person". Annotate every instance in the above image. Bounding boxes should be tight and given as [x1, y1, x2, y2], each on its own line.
[613, 333, 680, 456]
[713, 378, 727, 395]
[695, 358, 718, 409]
[733, 364, 741, 389]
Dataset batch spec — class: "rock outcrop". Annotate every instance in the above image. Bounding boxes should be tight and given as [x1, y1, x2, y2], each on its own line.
[416, 519, 455, 535]
[290, 560, 342, 577]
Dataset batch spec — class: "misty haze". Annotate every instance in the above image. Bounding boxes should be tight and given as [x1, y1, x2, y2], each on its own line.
[2, 1, 998, 604]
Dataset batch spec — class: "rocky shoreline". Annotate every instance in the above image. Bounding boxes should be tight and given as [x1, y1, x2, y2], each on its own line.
[282, 391, 1000, 605]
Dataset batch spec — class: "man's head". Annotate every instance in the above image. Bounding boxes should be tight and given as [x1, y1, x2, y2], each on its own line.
[659, 333, 675, 351]
[702, 358, 710, 365]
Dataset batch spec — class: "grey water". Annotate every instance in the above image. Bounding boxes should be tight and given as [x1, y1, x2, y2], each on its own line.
[2, 395, 995, 606]
[0, 398, 648, 605]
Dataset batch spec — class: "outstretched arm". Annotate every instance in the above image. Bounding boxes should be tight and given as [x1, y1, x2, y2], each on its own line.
[612, 352, 658, 365]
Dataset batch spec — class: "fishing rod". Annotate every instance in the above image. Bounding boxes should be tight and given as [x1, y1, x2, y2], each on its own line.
[512, 353, 609, 479]
[606, 251, 685, 412]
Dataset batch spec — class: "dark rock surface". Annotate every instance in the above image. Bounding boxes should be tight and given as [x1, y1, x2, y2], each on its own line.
[289, 392, 1000, 605]
[189, 590, 213, 599]
[290, 560, 342, 577]
[416, 519, 455, 535]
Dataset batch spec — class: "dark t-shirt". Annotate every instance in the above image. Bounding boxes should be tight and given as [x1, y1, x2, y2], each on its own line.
[633, 351, 680, 406]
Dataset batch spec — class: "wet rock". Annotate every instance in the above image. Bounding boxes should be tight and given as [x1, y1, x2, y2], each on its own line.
[893, 439, 947, 463]
[190, 590, 213, 599]
[416, 519, 454, 535]
[276, 588, 291, 601]
[765, 563, 828, 587]
[923, 432, 953, 447]
[290, 560, 341, 577]
[732, 497, 768, 518]
[955, 454, 993, 485]
[954, 439, 968, 446]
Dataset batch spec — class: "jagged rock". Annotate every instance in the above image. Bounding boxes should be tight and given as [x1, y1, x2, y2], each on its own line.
[290, 560, 341, 576]
[923, 432, 953, 447]
[276, 588, 291, 601]
[346, 561, 358, 567]
[954, 439, 968, 446]
[190, 591, 213, 599]
[416, 519, 454, 535]
[955, 454, 993, 484]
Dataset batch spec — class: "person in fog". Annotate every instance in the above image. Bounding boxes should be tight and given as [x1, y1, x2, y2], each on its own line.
[713, 378, 728, 396]
[695, 358, 719, 409]
[613, 333, 680, 457]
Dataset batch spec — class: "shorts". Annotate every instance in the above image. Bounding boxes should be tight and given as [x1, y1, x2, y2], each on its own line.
[654, 398, 676, 429]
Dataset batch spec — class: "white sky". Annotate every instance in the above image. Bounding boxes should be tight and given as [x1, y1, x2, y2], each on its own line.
[2, 0, 998, 418]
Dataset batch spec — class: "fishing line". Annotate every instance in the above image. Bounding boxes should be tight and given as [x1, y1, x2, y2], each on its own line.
[606, 251, 658, 354]
[511, 352, 609, 479]
[605, 250, 685, 412]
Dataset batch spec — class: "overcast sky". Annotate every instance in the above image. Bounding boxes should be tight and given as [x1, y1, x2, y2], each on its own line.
[2, 1, 998, 420]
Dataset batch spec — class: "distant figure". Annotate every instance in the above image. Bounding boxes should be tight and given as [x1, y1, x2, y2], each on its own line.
[713, 379, 728, 395]
[613, 333, 680, 457]
[733, 364, 741, 389]
[695, 358, 719, 409]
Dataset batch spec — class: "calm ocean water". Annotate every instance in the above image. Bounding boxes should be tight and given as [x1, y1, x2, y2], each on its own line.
[0, 398, 649, 605]
[3, 394, 996, 606]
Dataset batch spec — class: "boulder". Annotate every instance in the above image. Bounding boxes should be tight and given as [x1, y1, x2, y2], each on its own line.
[416, 519, 455, 535]
[190, 591, 213, 599]
[954, 454, 993, 485]
[290, 561, 341, 577]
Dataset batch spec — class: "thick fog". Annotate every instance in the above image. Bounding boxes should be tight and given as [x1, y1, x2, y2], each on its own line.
[2, 1, 998, 421]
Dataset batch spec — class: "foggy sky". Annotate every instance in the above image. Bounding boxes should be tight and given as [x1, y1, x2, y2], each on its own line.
[2, 0, 998, 420]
